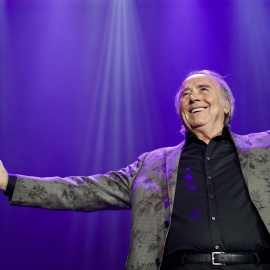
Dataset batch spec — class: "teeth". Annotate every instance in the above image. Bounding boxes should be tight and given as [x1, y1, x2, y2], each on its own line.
[191, 108, 206, 113]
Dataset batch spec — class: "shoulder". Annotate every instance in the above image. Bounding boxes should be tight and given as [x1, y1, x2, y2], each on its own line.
[231, 130, 270, 150]
[137, 142, 185, 169]
[144, 141, 185, 159]
[247, 130, 270, 141]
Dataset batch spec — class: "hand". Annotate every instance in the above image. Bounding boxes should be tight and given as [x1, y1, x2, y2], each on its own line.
[0, 160, 8, 191]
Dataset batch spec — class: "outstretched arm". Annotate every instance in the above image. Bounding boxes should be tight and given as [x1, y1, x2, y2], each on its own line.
[0, 153, 147, 212]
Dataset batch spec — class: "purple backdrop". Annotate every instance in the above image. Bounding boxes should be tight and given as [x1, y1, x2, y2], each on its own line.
[1, 0, 270, 269]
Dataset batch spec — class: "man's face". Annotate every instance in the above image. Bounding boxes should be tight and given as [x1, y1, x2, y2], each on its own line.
[179, 74, 230, 133]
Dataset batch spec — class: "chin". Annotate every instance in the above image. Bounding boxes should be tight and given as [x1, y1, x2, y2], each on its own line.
[190, 122, 207, 129]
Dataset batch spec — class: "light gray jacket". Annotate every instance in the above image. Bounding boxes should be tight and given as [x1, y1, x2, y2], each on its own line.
[10, 131, 270, 270]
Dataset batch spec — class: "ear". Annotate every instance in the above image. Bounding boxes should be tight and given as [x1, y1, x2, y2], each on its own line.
[224, 99, 231, 114]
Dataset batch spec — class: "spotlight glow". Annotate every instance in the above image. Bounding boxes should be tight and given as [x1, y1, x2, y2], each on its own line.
[80, 0, 156, 173]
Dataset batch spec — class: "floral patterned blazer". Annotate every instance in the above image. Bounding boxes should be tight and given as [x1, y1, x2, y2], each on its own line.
[10, 130, 270, 270]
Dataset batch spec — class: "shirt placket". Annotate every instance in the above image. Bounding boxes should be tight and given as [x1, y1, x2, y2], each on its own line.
[205, 142, 223, 251]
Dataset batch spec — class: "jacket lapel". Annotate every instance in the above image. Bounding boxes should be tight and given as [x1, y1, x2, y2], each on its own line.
[230, 132, 250, 185]
[165, 142, 185, 215]
[231, 131, 270, 233]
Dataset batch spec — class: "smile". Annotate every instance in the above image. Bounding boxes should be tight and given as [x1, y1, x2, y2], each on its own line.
[190, 107, 208, 113]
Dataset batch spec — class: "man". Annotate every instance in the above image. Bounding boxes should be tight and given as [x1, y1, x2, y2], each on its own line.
[0, 70, 270, 270]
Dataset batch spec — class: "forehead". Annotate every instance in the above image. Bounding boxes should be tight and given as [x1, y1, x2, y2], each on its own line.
[181, 74, 219, 90]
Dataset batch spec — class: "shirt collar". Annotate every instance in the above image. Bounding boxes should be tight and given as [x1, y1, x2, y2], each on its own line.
[185, 126, 232, 146]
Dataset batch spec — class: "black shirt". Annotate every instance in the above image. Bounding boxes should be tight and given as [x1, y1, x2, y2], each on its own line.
[164, 128, 270, 255]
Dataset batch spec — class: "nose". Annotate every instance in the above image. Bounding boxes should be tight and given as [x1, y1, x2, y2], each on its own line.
[189, 94, 199, 102]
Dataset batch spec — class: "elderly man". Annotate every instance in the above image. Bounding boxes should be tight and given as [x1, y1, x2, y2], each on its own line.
[0, 70, 270, 270]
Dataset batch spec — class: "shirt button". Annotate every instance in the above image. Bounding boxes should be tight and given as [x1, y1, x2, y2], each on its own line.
[212, 217, 216, 220]
[207, 157, 210, 160]
[210, 194, 214, 198]
[215, 245, 220, 250]
[208, 176, 212, 180]
[155, 258, 161, 266]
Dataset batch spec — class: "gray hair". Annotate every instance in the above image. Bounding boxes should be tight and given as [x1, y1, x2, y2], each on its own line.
[175, 70, 235, 134]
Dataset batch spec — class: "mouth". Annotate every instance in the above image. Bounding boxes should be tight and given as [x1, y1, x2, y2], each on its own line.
[189, 107, 208, 113]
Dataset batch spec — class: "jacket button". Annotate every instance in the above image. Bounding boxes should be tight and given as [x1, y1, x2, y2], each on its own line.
[164, 221, 170, 228]
[155, 258, 161, 266]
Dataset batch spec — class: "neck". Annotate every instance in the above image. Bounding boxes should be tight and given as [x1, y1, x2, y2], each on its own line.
[189, 126, 224, 144]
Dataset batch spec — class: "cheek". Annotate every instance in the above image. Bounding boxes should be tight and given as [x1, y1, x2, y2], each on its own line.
[180, 101, 187, 113]
[180, 107, 187, 119]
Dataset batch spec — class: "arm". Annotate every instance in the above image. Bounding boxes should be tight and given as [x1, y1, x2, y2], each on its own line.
[0, 153, 147, 212]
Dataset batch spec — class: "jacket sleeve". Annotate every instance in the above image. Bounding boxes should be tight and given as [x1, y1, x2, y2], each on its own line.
[9, 153, 147, 212]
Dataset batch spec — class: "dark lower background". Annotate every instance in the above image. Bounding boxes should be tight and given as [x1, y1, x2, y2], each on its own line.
[0, 0, 270, 269]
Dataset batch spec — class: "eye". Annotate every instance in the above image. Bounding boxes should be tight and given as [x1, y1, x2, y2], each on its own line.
[182, 91, 190, 97]
[201, 87, 208, 92]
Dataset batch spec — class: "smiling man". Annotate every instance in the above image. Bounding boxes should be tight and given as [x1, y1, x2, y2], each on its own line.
[0, 70, 270, 270]
[162, 70, 270, 270]
[179, 74, 231, 143]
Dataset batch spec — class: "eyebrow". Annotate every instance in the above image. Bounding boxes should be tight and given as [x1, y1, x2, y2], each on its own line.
[181, 84, 212, 93]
